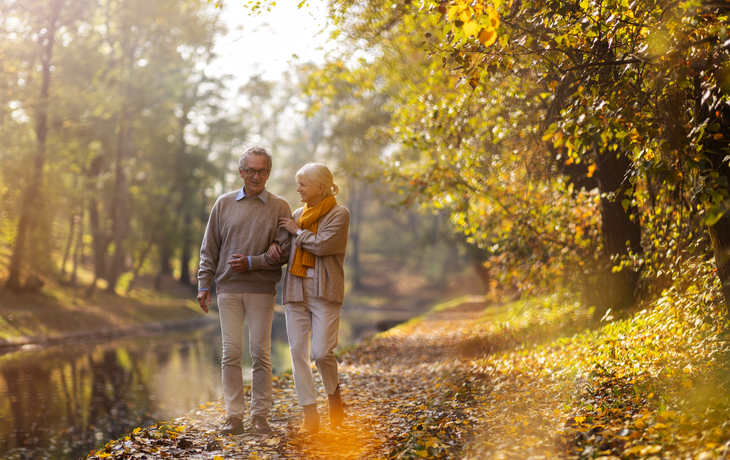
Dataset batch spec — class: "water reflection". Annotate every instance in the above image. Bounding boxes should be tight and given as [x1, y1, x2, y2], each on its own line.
[0, 323, 228, 460]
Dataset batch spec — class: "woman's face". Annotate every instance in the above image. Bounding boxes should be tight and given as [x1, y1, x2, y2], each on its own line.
[296, 178, 325, 205]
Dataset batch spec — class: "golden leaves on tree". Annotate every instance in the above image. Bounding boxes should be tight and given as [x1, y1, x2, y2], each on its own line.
[446, 1, 502, 47]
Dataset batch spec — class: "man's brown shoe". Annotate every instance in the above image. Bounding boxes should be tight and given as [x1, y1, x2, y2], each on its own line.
[252, 415, 272, 434]
[220, 416, 244, 435]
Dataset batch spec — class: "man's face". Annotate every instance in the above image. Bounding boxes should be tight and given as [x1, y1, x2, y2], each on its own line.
[239, 154, 271, 197]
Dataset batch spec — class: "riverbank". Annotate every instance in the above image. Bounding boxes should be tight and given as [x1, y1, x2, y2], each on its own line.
[0, 274, 207, 351]
[85, 286, 730, 459]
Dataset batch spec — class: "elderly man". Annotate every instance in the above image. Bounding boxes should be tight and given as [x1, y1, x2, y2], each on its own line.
[197, 146, 291, 435]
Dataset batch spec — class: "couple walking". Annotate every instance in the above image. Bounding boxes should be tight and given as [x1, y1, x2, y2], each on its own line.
[196, 146, 348, 435]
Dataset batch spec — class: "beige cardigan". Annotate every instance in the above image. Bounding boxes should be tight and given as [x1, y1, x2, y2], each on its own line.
[282, 204, 350, 305]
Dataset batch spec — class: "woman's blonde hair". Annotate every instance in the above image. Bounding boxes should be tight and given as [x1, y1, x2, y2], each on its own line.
[295, 163, 340, 197]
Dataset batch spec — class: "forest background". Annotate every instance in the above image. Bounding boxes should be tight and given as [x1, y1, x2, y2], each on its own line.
[3, 0, 730, 324]
[0, 0, 478, 315]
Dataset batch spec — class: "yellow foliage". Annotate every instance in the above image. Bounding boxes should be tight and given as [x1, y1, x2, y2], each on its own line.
[463, 21, 479, 36]
[448, 5, 460, 21]
[625, 445, 662, 455]
[479, 28, 497, 46]
[486, 7, 500, 29]
[459, 8, 472, 23]
[587, 164, 597, 177]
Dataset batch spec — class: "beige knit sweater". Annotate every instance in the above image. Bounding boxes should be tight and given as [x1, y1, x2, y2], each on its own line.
[282, 204, 350, 305]
[197, 188, 292, 295]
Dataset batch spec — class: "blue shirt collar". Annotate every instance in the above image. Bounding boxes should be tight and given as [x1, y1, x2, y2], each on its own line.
[236, 186, 268, 204]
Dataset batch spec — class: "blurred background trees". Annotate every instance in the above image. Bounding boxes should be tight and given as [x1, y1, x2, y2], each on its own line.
[0, 0, 480, 302]
[0, 0, 237, 294]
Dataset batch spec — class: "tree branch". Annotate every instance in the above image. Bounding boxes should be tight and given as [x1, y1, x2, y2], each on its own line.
[561, 58, 644, 73]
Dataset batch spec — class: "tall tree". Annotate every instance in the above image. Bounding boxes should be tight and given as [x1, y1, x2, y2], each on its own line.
[6, 0, 67, 291]
[0, 0, 231, 297]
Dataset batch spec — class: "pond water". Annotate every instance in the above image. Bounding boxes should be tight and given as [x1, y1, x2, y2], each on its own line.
[0, 304, 412, 460]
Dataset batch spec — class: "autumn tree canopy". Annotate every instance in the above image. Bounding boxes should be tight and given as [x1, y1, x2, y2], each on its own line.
[297, 0, 730, 317]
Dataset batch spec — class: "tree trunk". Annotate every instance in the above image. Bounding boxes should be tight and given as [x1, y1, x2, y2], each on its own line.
[72, 205, 84, 304]
[60, 212, 76, 279]
[591, 142, 642, 320]
[88, 198, 106, 276]
[105, 25, 140, 294]
[86, 195, 105, 298]
[155, 235, 172, 291]
[709, 219, 730, 312]
[347, 179, 364, 290]
[126, 240, 154, 294]
[179, 210, 193, 287]
[173, 99, 195, 288]
[105, 124, 131, 294]
[86, 155, 108, 284]
[699, 84, 730, 316]
[6, 0, 65, 291]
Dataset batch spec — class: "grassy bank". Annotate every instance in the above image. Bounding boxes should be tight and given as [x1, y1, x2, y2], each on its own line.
[0, 272, 205, 347]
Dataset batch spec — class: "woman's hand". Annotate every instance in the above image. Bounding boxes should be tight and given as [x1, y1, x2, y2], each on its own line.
[267, 243, 281, 261]
[279, 217, 301, 235]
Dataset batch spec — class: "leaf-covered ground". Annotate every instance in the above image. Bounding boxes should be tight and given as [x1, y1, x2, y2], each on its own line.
[85, 288, 730, 459]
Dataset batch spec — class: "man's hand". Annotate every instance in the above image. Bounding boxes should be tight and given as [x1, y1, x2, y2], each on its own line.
[197, 290, 211, 313]
[278, 217, 301, 235]
[228, 254, 250, 273]
[267, 243, 282, 262]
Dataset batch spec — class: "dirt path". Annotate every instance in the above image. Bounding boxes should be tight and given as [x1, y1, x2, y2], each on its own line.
[87, 295, 571, 460]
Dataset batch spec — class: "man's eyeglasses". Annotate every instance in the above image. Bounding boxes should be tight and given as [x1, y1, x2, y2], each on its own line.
[241, 168, 270, 178]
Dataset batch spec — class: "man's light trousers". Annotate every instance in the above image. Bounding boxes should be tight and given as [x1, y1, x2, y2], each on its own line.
[285, 278, 342, 407]
[217, 293, 275, 418]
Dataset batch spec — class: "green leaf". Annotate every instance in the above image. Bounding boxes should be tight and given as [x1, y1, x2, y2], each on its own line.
[703, 204, 727, 226]
[542, 123, 558, 140]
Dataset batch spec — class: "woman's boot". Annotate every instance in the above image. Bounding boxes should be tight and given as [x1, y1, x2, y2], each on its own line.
[328, 384, 345, 427]
[299, 404, 320, 434]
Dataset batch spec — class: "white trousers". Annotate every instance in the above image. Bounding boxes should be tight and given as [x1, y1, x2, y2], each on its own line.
[217, 293, 275, 418]
[285, 278, 342, 407]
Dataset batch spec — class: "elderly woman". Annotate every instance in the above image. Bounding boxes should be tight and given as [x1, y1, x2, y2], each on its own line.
[268, 163, 350, 434]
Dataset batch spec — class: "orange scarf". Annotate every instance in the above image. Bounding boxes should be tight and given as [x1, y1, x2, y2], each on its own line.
[289, 195, 337, 277]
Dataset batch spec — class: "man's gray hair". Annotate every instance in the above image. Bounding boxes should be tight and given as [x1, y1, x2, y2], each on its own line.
[239, 146, 272, 169]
